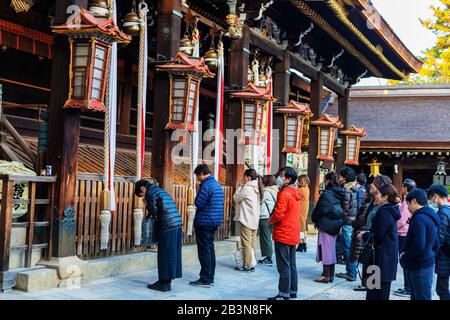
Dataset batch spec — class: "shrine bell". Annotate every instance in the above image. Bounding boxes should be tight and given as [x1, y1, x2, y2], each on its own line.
[275, 101, 313, 154]
[340, 125, 367, 166]
[231, 83, 276, 145]
[52, 8, 131, 112]
[310, 113, 343, 161]
[157, 52, 215, 132]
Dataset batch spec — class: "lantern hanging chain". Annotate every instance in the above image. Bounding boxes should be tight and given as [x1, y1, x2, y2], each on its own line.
[136, 1, 147, 179]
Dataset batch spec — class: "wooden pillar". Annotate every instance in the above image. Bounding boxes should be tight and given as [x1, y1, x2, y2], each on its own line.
[151, 0, 182, 194]
[393, 161, 403, 192]
[273, 53, 291, 171]
[47, 0, 87, 257]
[119, 49, 132, 135]
[225, 32, 249, 189]
[336, 89, 350, 172]
[307, 72, 324, 204]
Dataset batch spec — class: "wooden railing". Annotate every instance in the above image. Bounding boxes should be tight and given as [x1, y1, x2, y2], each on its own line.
[74, 174, 144, 258]
[0, 175, 55, 291]
[173, 184, 234, 244]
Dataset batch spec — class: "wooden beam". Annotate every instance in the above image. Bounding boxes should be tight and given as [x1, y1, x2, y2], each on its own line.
[273, 52, 291, 171]
[246, 26, 284, 61]
[308, 73, 324, 204]
[46, 0, 88, 258]
[336, 89, 350, 172]
[118, 49, 132, 135]
[151, 0, 182, 194]
[225, 33, 249, 190]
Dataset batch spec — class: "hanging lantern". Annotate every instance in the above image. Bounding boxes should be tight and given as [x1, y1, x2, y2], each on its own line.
[340, 125, 367, 166]
[275, 100, 313, 154]
[231, 83, 276, 145]
[122, 0, 143, 36]
[157, 52, 215, 132]
[311, 113, 343, 161]
[88, 0, 110, 18]
[203, 49, 218, 73]
[52, 8, 131, 112]
[368, 159, 382, 177]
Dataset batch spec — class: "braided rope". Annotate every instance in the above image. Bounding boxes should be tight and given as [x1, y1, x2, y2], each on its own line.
[136, 7, 145, 180]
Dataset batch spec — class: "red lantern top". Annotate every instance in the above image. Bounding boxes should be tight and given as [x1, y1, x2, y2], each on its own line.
[340, 125, 367, 137]
[310, 113, 344, 128]
[52, 8, 131, 44]
[157, 52, 215, 78]
[275, 100, 313, 117]
[230, 83, 276, 102]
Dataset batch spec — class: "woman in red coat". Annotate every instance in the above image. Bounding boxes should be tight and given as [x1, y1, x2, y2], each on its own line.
[268, 167, 302, 300]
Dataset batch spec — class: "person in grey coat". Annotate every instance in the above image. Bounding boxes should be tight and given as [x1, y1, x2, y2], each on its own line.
[258, 175, 278, 266]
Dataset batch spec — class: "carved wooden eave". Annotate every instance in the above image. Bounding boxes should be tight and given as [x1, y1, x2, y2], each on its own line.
[289, 0, 422, 80]
[230, 83, 276, 102]
[340, 125, 367, 137]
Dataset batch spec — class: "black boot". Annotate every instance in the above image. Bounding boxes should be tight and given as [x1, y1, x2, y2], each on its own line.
[314, 265, 332, 283]
[330, 264, 335, 283]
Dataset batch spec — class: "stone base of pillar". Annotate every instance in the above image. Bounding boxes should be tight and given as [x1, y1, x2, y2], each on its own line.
[37, 256, 87, 286]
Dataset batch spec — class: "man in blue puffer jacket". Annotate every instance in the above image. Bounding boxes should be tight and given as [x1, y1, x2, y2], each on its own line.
[189, 164, 224, 288]
[400, 188, 440, 300]
[135, 179, 183, 292]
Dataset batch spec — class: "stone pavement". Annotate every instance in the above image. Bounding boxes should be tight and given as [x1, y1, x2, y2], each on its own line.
[0, 235, 441, 300]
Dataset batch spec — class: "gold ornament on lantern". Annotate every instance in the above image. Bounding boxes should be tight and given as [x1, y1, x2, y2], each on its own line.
[122, 0, 143, 36]
[88, 0, 110, 18]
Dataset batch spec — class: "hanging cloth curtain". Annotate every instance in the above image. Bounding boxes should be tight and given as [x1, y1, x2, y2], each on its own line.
[213, 39, 224, 180]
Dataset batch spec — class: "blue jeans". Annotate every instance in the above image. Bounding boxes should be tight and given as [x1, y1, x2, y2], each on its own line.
[408, 266, 434, 300]
[342, 225, 357, 278]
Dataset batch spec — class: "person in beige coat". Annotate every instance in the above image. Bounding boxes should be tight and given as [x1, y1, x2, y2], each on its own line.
[233, 169, 262, 271]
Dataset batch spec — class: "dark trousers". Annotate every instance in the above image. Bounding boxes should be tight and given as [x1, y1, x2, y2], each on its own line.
[366, 281, 392, 300]
[436, 276, 450, 300]
[408, 266, 434, 300]
[275, 242, 298, 297]
[259, 219, 273, 258]
[157, 227, 182, 282]
[195, 225, 217, 284]
[398, 236, 411, 291]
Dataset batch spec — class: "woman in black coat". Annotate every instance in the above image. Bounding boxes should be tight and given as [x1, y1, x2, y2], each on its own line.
[135, 180, 183, 292]
[358, 183, 401, 300]
[312, 172, 344, 283]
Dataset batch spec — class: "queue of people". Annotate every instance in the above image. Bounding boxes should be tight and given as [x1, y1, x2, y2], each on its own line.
[133, 163, 450, 301]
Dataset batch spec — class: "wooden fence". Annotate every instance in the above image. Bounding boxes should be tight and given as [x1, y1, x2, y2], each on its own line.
[173, 185, 234, 244]
[75, 174, 234, 257]
[0, 175, 55, 291]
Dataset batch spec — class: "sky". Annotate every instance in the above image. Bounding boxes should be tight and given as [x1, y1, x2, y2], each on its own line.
[355, 0, 441, 86]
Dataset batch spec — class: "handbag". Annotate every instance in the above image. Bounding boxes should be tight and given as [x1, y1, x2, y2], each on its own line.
[358, 233, 375, 266]
[141, 216, 158, 246]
